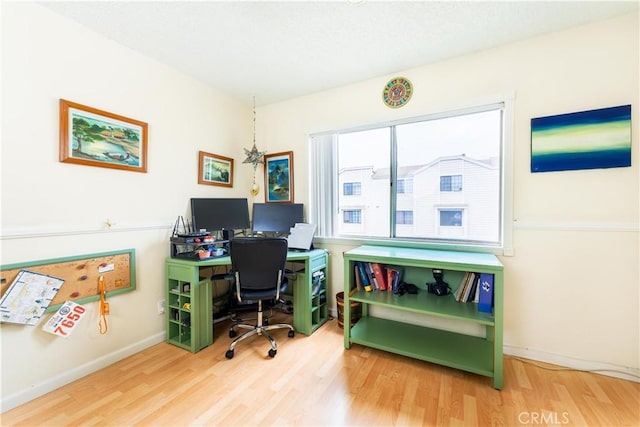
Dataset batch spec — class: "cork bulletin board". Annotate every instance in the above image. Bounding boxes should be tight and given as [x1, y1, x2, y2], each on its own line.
[0, 249, 135, 313]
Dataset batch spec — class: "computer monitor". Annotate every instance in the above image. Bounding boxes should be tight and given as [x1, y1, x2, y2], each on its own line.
[190, 198, 250, 240]
[251, 203, 304, 235]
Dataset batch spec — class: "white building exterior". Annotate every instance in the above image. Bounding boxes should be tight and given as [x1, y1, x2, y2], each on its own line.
[338, 155, 500, 242]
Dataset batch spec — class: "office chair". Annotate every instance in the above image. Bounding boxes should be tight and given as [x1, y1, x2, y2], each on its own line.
[225, 237, 295, 359]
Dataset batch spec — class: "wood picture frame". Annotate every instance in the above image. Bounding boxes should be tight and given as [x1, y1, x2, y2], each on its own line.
[264, 151, 294, 203]
[59, 99, 148, 173]
[198, 151, 234, 187]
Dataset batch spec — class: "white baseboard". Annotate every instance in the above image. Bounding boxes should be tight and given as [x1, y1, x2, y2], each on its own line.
[0, 332, 165, 413]
[504, 345, 640, 383]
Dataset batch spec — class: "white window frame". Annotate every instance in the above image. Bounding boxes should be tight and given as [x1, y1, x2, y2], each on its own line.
[309, 93, 514, 256]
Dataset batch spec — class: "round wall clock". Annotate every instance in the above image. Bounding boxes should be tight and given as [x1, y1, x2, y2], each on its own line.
[382, 77, 413, 108]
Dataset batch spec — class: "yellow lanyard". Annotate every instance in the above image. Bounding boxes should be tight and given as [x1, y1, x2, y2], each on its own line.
[99, 276, 109, 334]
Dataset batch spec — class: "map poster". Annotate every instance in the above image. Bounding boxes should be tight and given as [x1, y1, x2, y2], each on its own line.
[0, 270, 65, 325]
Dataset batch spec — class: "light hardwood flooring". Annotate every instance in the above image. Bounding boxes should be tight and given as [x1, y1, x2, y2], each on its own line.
[2, 314, 639, 426]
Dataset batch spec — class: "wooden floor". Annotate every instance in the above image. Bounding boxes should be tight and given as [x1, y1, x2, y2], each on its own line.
[2, 314, 639, 426]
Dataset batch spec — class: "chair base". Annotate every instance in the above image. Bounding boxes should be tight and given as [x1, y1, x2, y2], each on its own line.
[225, 300, 294, 359]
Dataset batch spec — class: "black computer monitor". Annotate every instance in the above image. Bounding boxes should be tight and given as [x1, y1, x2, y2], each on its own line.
[251, 203, 304, 235]
[190, 198, 250, 239]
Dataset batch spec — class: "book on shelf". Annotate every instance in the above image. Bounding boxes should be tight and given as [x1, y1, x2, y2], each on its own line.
[355, 261, 373, 292]
[386, 266, 404, 294]
[353, 262, 409, 294]
[473, 276, 480, 303]
[455, 272, 471, 302]
[364, 262, 379, 290]
[371, 263, 387, 291]
[478, 273, 494, 313]
[454, 273, 465, 301]
[386, 268, 394, 293]
[465, 273, 479, 303]
[354, 265, 363, 291]
[455, 272, 480, 303]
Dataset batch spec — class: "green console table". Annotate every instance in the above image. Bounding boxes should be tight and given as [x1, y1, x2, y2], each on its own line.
[165, 248, 329, 353]
[343, 245, 504, 389]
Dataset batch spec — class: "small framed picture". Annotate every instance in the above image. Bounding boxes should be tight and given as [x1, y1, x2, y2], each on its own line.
[198, 151, 234, 187]
[59, 99, 148, 173]
[264, 151, 294, 203]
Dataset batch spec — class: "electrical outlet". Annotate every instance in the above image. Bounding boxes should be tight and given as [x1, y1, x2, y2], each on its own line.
[157, 299, 165, 315]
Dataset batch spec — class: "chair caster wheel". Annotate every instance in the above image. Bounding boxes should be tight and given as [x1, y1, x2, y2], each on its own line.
[225, 349, 235, 359]
[288, 330, 295, 338]
[268, 349, 277, 358]
[229, 329, 237, 338]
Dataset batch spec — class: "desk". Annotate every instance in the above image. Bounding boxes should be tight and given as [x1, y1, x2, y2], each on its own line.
[165, 249, 329, 353]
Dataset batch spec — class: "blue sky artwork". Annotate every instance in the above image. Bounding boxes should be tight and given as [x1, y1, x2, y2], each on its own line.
[531, 105, 631, 173]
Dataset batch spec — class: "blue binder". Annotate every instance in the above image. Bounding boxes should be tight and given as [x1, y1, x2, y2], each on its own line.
[478, 273, 494, 313]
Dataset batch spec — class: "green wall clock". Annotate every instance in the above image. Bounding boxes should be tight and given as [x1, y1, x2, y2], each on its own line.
[382, 77, 413, 108]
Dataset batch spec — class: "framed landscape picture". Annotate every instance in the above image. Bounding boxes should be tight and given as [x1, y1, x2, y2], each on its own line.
[264, 151, 294, 203]
[198, 151, 234, 187]
[59, 99, 148, 173]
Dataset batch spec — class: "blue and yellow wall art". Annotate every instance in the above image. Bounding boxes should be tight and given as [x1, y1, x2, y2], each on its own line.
[531, 104, 631, 173]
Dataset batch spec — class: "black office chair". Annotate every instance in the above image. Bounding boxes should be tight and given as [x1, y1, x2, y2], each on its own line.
[225, 237, 295, 359]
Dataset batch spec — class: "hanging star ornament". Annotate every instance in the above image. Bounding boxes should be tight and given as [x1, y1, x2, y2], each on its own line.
[242, 143, 265, 171]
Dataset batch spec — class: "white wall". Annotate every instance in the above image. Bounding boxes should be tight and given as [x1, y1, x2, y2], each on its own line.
[1, 2, 638, 412]
[1, 2, 253, 410]
[258, 12, 639, 377]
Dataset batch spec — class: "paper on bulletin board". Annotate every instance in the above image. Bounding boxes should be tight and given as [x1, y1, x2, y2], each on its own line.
[0, 270, 65, 325]
[42, 300, 88, 337]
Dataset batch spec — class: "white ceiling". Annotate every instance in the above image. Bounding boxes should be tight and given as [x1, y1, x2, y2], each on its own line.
[41, 1, 638, 106]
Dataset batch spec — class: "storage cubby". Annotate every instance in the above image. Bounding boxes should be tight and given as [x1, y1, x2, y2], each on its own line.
[343, 245, 504, 389]
[291, 249, 329, 335]
[165, 263, 212, 353]
[310, 269, 327, 330]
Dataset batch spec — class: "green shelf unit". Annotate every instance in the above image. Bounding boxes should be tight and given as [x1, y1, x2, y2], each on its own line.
[343, 245, 504, 390]
[165, 262, 213, 353]
[292, 249, 329, 335]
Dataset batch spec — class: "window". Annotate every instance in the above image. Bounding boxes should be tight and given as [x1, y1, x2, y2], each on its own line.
[396, 210, 413, 225]
[343, 210, 361, 224]
[310, 96, 513, 251]
[343, 182, 361, 196]
[440, 175, 462, 192]
[440, 209, 462, 226]
[397, 178, 413, 194]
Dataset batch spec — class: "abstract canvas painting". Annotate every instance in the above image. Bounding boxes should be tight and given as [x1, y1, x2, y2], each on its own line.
[531, 105, 631, 173]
